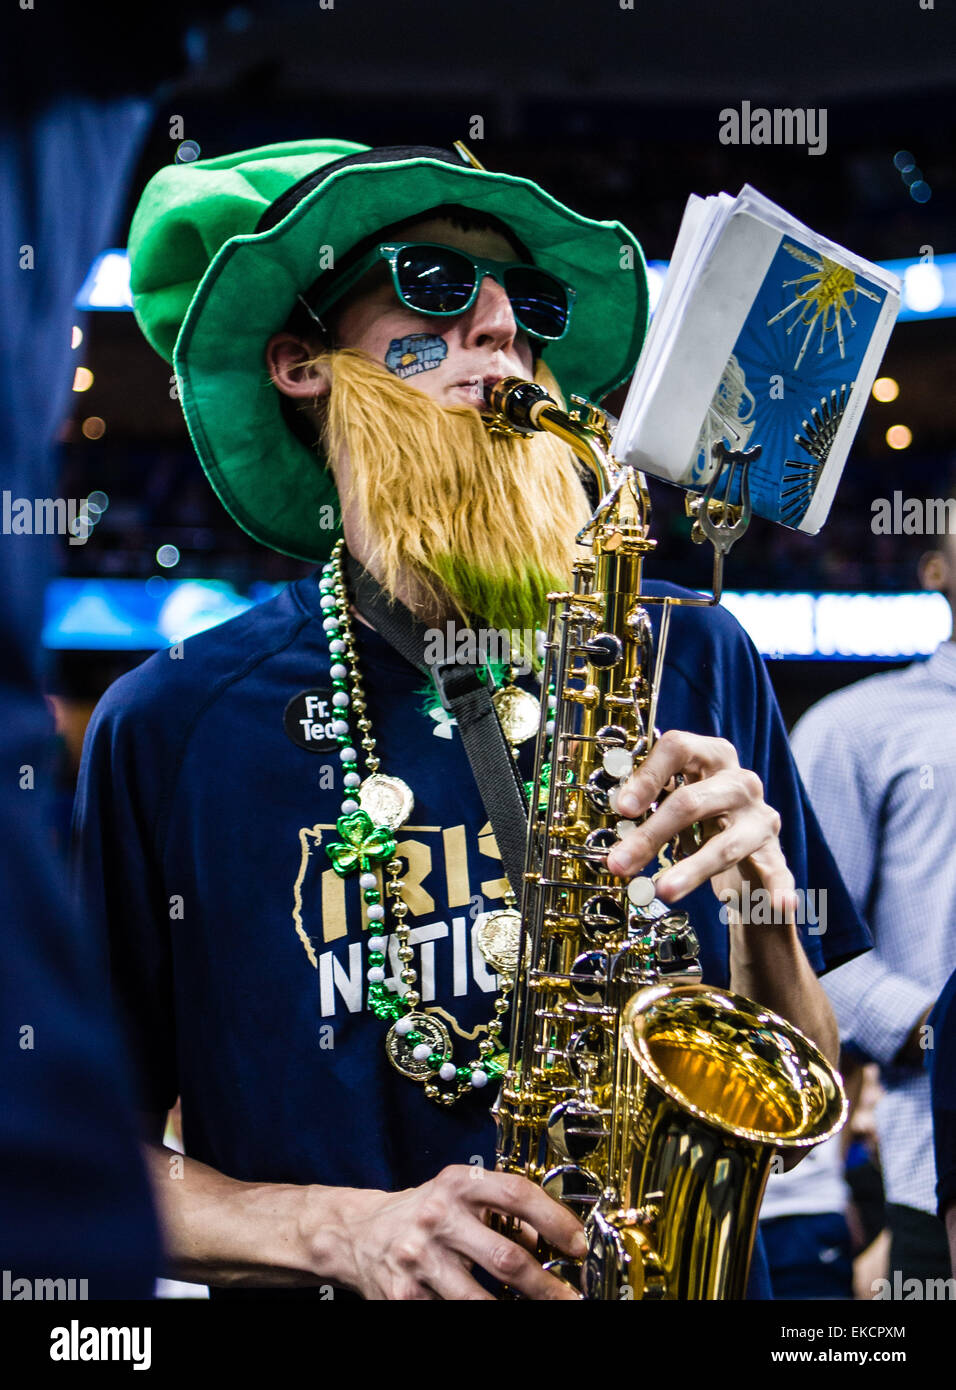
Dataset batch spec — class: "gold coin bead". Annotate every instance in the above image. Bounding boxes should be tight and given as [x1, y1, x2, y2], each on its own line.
[319, 538, 514, 1103]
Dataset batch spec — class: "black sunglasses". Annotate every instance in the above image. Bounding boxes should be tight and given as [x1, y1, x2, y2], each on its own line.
[306, 241, 576, 342]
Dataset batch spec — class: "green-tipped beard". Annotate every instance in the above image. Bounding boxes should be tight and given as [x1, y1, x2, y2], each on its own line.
[317, 348, 593, 662]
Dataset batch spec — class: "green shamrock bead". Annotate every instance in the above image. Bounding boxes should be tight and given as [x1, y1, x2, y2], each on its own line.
[325, 810, 397, 877]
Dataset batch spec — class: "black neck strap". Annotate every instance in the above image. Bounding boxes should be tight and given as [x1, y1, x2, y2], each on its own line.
[342, 550, 530, 901]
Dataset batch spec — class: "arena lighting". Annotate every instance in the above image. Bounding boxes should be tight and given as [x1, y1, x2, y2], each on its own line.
[814, 592, 950, 659]
[73, 249, 134, 311]
[887, 255, 956, 322]
[71, 325, 83, 349]
[886, 423, 913, 450]
[72, 366, 93, 392]
[41, 582, 951, 658]
[645, 261, 667, 314]
[74, 251, 956, 321]
[719, 592, 815, 658]
[872, 376, 899, 403]
[902, 261, 944, 314]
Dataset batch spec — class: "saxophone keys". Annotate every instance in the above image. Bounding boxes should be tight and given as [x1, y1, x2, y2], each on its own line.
[547, 1100, 608, 1162]
[602, 746, 634, 779]
[570, 950, 609, 1004]
[540, 1257, 584, 1295]
[562, 682, 600, 707]
[567, 1024, 609, 1083]
[627, 876, 657, 908]
[542, 1163, 603, 1220]
[595, 722, 627, 747]
[584, 767, 618, 814]
[581, 894, 627, 940]
[583, 1210, 665, 1302]
[582, 632, 623, 668]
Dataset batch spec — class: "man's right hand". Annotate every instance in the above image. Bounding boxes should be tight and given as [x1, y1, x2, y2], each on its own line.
[311, 1165, 586, 1300]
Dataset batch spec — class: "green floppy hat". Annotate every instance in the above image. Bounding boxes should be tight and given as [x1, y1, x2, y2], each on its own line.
[128, 138, 649, 563]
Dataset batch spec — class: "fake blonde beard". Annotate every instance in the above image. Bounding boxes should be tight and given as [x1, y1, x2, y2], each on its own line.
[315, 348, 593, 653]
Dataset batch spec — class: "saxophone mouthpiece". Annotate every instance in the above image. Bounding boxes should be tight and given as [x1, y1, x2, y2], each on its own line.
[485, 377, 554, 431]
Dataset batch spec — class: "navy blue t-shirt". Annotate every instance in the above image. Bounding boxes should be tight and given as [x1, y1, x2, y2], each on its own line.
[71, 570, 870, 1294]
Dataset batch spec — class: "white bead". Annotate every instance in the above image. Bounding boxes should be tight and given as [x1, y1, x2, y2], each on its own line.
[329, 663, 347, 680]
[439, 1062, 457, 1081]
[366, 904, 384, 921]
[395, 1016, 414, 1035]
[367, 966, 385, 983]
[470, 1069, 488, 1088]
[329, 639, 346, 654]
[344, 772, 361, 788]
[332, 720, 349, 736]
[627, 876, 657, 907]
[322, 616, 340, 631]
[412, 1043, 431, 1062]
[535, 670, 544, 684]
[359, 872, 377, 889]
[320, 595, 336, 610]
[332, 692, 349, 707]
[340, 798, 359, 814]
[548, 694, 557, 709]
[545, 720, 555, 736]
[339, 747, 357, 762]
[603, 747, 634, 779]
[367, 935, 386, 953]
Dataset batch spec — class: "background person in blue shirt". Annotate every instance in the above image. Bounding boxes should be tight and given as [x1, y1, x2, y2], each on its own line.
[791, 480, 956, 1288]
[73, 140, 867, 1300]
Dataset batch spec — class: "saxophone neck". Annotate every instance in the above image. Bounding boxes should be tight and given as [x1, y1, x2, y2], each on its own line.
[483, 375, 623, 504]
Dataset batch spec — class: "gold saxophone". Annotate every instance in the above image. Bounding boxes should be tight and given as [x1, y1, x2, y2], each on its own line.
[483, 378, 846, 1300]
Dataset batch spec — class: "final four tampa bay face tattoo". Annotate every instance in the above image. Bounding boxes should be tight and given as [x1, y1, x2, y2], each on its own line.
[384, 333, 448, 379]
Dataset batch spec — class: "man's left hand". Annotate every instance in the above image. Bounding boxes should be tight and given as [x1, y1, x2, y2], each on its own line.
[604, 728, 795, 918]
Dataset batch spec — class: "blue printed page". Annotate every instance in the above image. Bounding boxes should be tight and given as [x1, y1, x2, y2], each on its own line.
[616, 186, 901, 535]
[694, 236, 893, 531]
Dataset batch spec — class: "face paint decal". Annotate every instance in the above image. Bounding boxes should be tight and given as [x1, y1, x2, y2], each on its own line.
[385, 333, 448, 380]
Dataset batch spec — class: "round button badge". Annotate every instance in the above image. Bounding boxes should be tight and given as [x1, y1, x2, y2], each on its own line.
[283, 687, 341, 753]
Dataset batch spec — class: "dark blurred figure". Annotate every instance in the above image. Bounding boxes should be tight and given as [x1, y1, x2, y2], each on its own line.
[0, 0, 234, 1297]
[929, 968, 956, 1276]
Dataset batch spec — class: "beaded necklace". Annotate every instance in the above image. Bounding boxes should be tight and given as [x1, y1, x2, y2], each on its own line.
[319, 539, 551, 1107]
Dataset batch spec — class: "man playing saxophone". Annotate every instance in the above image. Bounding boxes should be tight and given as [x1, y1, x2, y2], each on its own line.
[72, 141, 870, 1299]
